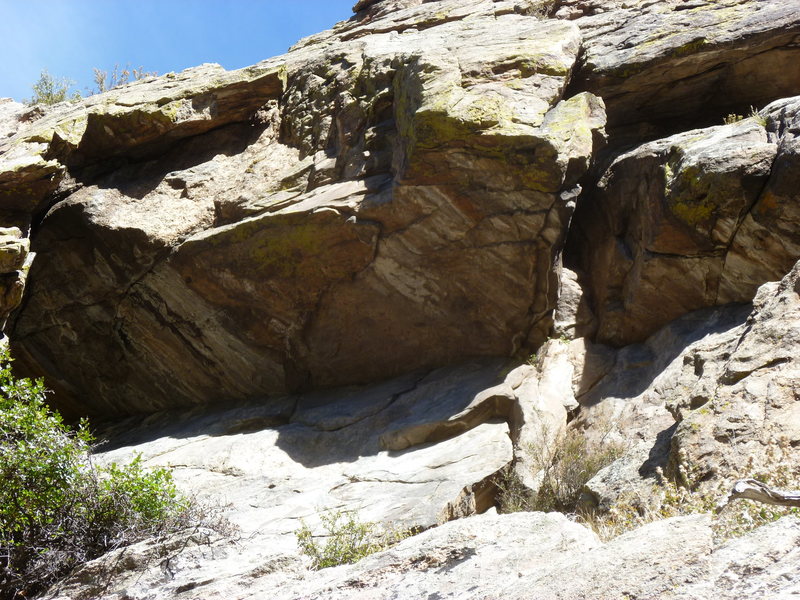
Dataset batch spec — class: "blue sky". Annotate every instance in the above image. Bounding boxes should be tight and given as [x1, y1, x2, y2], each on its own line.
[0, 0, 355, 102]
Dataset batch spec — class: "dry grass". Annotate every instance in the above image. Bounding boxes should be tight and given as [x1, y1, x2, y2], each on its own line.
[497, 426, 626, 515]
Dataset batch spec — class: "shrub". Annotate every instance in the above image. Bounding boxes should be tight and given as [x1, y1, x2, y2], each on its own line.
[581, 440, 800, 542]
[296, 510, 410, 569]
[0, 350, 190, 600]
[93, 64, 157, 94]
[26, 70, 81, 106]
[497, 426, 626, 515]
[723, 113, 743, 125]
[724, 106, 766, 127]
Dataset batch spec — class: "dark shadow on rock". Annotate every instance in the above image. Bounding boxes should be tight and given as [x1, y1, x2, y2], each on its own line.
[639, 422, 678, 478]
[274, 358, 512, 468]
[92, 358, 512, 469]
[72, 121, 269, 200]
[92, 395, 296, 453]
[579, 303, 752, 407]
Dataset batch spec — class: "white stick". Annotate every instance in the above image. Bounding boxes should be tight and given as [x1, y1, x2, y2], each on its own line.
[716, 478, 800, 513]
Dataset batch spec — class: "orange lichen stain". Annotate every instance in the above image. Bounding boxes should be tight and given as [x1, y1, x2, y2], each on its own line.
[753, 190, 780, 217]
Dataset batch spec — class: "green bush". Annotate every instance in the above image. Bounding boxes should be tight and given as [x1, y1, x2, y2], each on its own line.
[26, 70, 81, 106]
[0, 351, 189, 600]
[296, 510, 410, 570]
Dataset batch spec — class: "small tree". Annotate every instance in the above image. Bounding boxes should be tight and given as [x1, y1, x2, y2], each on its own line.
[26, 69, 80, 106]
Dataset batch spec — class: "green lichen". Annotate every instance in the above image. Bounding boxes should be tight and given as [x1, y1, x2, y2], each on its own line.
[514, 55, 570, 78]
[410, 91, 515, 150]
[248, 223, 326, 277]
[671, 38, 708, 58]
[460, 94, 513, 129]
[667, 164, 717, 226]
[672, 201, 714, 225]
[159, 100, 184, 123]
[664, 163, 674, 194]
[52, 114, 89, 147]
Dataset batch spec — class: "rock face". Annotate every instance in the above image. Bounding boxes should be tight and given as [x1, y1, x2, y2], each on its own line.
[0, 227, 28, 328]
[568, 97, 800, 346]
[666, 261, 800, 490]
[89, 361, 516, 550]
[570, 0, 800, 138]
[40, 264, 800, 599]
[3, 0, 799, 417]
[5, 3, 605, 417]
[568, 258, 800, 515]
[45, 508, 800, 599]
[3, 0, 800, 598]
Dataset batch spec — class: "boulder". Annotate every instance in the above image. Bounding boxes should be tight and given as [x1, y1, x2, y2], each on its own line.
[8, 7, 605, 417]
[568, 99, 800, 346]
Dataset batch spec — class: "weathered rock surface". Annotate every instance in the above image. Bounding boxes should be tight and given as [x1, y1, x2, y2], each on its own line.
[44, 360, 519, 599]
[4, 1, 800, 598]
[46, 503, 800, 600]
[666, 260, 800, 490]
[570, 0, 800, 137]
[0, 98, 25, 140]
[571, 256, 800, 513]
[92, 360, 515, 541]
[569, 98, 800, 346]
[677, 516, 800, 599]
[49, 263, 800, 598]
[0, 226, 29, 329]
[552, 266, 596, 339]
[6, 4, 605, 417]
[287, 512, 800, 600]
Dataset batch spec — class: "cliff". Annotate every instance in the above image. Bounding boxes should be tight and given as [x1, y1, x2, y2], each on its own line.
[2, 0, 800, 598]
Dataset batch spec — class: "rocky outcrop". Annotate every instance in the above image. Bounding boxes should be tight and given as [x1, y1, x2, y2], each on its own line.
[89, 361, 514, 545]
[666, 260, 800, 491]
[38, 260, 800, 598]
[4, 0, 800, 597]
[6, 4, 605, 417]
[0, 226, 29, 330]
[0, 99, 26, 140]
[569, 0, 800, 138]
[41, 360, 518, 599]
[4, 0, 800, 417]
[568, 98, 800, 346]
[567, 257, 800, 515]
[45, 507, 800, 599]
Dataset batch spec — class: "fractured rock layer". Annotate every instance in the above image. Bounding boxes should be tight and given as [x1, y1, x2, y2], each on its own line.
[568, 97, 800, 346]
[5, 5, 606, 417]
[1, 1, 799, 598]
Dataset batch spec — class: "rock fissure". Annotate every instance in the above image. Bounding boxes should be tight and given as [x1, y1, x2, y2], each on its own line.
[714, 134, 781, 304]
